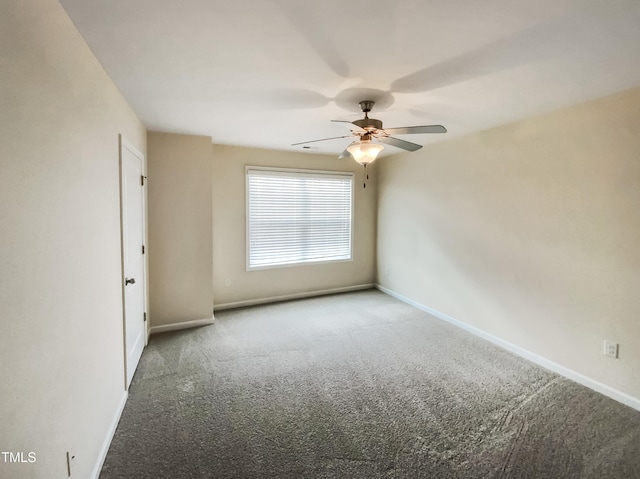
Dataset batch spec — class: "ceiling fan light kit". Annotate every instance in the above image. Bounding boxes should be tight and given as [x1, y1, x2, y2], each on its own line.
[346, 138, 384, 166]
[293, 100, 447, 169]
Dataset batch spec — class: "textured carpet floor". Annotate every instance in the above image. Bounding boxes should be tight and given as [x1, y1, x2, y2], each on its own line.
[100, 290, 640, 478]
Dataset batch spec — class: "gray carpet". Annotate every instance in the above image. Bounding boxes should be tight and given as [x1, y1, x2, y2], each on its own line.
[100, 290, 640, 478]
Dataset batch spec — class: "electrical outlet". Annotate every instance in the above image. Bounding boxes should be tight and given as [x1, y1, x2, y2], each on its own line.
[224, 278, 231, 287]
[603, 340, 618, 358]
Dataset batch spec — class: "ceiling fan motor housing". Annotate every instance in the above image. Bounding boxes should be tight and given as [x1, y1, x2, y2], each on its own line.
[353, 117, 383, 130]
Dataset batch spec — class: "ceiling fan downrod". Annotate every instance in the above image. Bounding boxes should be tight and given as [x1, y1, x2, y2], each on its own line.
[353, 101, 382, 131]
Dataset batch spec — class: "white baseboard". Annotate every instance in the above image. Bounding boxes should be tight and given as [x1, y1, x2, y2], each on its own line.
[376, 284, 640, 412]
[214, 283, 375, 311]
[149, 317, 215, 334]
[91, 390, 128, 479]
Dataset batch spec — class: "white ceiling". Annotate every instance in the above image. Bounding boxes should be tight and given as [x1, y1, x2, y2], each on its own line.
[59, 0, 640, 156]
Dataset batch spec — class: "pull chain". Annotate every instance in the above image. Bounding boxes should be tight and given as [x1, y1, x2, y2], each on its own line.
[363, 163, 367, 188]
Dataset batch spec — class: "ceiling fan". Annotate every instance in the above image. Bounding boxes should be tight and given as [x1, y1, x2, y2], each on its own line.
[292, 100, 447, 165]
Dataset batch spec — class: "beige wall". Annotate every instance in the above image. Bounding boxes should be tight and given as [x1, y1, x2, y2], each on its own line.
[147, 132, 213, 327]
[212, 145, 377, 306]
[0, 0, 146, 478]
[377, 87, 640, 400]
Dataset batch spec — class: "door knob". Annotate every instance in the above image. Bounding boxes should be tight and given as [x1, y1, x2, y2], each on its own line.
[125, 277, 136, 286]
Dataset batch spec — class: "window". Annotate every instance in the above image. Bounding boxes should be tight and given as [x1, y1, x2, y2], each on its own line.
[246, 167, 354, 270]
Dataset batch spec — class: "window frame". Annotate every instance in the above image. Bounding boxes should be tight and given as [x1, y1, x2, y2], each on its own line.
[245, 166, 355, 271]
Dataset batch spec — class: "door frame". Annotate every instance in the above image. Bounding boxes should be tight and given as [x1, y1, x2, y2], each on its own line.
[119, 134, 148, 390]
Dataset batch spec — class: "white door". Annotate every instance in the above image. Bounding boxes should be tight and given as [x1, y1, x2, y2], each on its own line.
[120, 137, 146, 388]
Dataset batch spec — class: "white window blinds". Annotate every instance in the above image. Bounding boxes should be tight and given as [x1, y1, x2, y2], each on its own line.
[247, 167, 354, 269]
